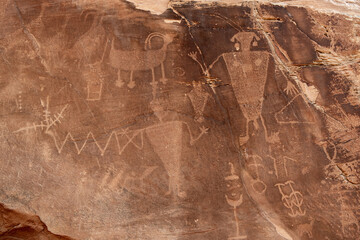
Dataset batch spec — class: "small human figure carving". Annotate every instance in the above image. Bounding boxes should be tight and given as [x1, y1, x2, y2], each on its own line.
[187, 80, 209, 123]
[225, 163, 247, 240]
[84, 62, 105, 101]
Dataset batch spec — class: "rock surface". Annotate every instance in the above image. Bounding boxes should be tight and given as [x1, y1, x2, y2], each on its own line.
[0, 0, 359, 239]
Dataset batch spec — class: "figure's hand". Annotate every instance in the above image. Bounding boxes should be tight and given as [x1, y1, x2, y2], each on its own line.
[199, 125, 209, 134]
[284, 81, 299, 96]
[188, 51, 198, 60]
[119, 127, 129, 135]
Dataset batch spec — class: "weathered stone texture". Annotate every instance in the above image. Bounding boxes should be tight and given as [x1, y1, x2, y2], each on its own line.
[0, 0, 359, 239]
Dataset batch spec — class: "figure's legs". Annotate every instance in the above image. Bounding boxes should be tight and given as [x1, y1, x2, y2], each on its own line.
[253, 119, 259, 130]
[165, 176, 174, 196]
[128, 71, 135, 89]
[116, 69, 124, 88]
[160, 62, 168, 84]
[166, 174, 186, 198]
[233, 207, 240, 236]
[150, 68, 158, 99]
[260, 115, 270, 142]
[239, 119, 249, 145]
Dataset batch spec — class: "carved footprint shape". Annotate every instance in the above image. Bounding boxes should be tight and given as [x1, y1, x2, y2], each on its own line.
[115, 79, 125, 88]
[128, 80, 136, 89]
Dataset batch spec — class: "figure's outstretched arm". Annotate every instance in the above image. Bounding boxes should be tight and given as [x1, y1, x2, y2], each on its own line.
[188, 51, 207, 75]
[208, 53, 223, 72]
[184, 122, 208, 145]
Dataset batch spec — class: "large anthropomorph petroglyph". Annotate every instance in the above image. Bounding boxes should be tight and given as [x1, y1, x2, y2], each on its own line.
[222, 31, 270, 145]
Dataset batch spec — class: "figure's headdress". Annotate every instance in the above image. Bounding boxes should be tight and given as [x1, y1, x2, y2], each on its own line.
[230, 31, 260, 51]
[225, 162, 239, 181]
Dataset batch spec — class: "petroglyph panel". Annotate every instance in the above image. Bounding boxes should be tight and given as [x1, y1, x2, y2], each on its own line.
[0, 0, 359, 239]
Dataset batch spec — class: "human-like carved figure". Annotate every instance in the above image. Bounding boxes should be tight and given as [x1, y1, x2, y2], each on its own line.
[109, 32, 173, 89]
[84, 62, 105, 101]
[221, 32, 270, 145]
[145, 98, 208, 197]
[225, 163, 247, 240]
[187, 81, 209, 123]
[189, 32, 277, 145]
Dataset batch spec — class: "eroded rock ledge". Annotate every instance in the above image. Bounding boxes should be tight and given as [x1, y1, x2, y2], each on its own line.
[0, 203, 73, 239]
[0, 0, 359, 239]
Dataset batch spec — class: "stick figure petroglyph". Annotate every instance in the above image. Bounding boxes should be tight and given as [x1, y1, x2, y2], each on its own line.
[275, 180, 306, 217]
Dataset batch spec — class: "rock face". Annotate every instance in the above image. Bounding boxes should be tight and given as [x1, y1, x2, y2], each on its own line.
[0, 0, 359, 239]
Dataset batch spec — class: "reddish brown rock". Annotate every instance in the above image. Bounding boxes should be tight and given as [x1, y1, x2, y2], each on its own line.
[0, 0, 359, 239]
[0, 203, 72, 239]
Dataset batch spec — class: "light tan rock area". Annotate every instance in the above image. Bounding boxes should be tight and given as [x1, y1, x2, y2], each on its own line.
[0, 0, 359, 239]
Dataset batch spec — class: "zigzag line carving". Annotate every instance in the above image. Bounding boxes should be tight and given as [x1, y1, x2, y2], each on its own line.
[47, 129, 144, 156]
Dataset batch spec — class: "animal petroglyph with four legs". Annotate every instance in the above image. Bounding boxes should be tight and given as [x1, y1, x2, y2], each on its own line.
[109, 32, 173, 92]
[296, 218, 315, 239]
